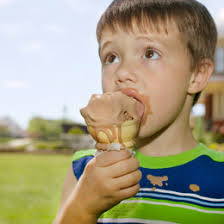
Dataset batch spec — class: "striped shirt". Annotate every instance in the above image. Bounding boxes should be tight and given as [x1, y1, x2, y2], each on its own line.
[72, 143, 224, 224]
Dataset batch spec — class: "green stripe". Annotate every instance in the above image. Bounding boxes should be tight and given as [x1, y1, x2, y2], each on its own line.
[127, 197, 224, 212]
[100, 197, 224, 224]
[72, 149, 96, 162]
[71, 144, 224, 167]
[134, 143, 224, 169]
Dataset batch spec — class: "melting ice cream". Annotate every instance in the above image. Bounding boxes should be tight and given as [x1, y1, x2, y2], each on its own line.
[80, 91, 143, 150]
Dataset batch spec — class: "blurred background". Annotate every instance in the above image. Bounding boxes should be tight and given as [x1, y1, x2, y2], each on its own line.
[0, 0, 224, 223]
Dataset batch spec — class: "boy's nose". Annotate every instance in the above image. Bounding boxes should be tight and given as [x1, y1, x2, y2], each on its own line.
[115, 66, 137, 85]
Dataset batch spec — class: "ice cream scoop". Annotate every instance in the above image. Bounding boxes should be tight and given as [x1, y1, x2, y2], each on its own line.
[80, 91, 143, 151]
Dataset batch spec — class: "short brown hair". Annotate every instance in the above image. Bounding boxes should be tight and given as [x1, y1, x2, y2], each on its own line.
[96, 0, 217, 105]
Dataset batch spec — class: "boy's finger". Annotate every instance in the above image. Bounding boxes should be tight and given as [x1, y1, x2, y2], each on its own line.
[108, 157, 139, 178]
[116, 183, 140, 200]
[95, 150, 131, 167]
[113, 170, 142, 190]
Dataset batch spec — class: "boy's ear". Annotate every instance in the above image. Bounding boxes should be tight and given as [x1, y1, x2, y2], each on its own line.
[188, 58, 214, 94]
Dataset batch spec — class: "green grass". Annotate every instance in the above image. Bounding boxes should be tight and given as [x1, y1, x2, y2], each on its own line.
[0, 153, 72, 224]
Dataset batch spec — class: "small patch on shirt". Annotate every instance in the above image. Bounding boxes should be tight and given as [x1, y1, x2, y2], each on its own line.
[147, 174, 168, 191]
[189, 184, 200, 192]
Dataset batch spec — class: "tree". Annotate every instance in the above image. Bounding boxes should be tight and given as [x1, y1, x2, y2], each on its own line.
[68, 127, 85, 135]
[0, 125, 10, 137]
[28, 117, 63, 140]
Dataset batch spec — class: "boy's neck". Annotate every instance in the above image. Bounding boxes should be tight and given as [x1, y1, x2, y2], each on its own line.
[136, 98, 199, 157]
[136, 128, 198, 157]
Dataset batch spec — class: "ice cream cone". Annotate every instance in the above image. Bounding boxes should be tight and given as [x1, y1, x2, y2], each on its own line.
[80, 91, 143, 151]
[87, 119, 140, 150]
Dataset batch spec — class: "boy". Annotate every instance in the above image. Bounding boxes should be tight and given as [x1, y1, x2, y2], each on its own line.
[54, 0, 224, 223]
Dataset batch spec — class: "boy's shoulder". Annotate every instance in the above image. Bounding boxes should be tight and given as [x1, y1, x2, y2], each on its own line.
[201, 145, 224, 162]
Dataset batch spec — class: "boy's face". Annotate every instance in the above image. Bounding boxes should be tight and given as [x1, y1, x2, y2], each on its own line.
[99, 22, 193, 138]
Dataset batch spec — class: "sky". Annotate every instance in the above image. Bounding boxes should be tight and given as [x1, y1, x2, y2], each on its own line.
[0, 0, 224, 129]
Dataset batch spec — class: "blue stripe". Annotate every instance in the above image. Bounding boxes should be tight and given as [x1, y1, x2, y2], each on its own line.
[134, 192, 224, 208]
[138, 155, 224, 199]
[138, 189, 224, 204]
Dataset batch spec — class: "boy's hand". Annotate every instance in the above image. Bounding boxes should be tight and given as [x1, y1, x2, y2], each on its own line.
[72, 149, 142, 219]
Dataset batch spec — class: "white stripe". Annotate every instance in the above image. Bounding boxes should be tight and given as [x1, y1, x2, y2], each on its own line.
[139, 188, 224, 202]
[121, 199, 224, 214]
[135, 192, 224, 207]
[97, 218, 176, 224]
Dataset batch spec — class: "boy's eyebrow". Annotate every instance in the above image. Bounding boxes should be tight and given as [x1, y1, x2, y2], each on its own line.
[98, 34, 168, 57]
[99, 40, 112, 57]
[136, 36, 154, 42]
[135, 35, 167, 48]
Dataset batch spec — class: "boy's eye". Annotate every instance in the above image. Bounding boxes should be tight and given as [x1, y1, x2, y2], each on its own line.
[143, 49, 160, 60]
[105, 54, 119, 64]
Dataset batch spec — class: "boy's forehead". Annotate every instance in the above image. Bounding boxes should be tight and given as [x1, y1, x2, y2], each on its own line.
[100, 20, 181, 46]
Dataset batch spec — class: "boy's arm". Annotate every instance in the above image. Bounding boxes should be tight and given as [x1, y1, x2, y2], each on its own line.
[54, 165, 98, 224]
[55, 165, 77, 215]
[54, 150, 141, 224]
[54, 165, 97, 223]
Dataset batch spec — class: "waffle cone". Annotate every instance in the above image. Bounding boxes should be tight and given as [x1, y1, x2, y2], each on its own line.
[87, 119, 140, 149]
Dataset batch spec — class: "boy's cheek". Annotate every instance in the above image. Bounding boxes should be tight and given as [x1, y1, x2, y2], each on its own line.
[102, 77, 112, 92]
[138, 90, 187, 138]
[138, 117, 166, 138]
[138, 111, 172, 138]
[102, 72, 116, 92]
[102, 80, 115, 93]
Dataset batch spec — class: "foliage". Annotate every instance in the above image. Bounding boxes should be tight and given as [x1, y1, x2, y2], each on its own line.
[192, 116, 205, 143]
[209, 143, 224, 152]
[0, 125, 10, 137]
[0, 137, 12, 144]
[28, 117, 63, 140]
[192, 116, 224, 148]
[34, 140, 64, 150]
[0, 153, 71, 224]
[68, 127, 85, 135]
[213, 132, 224, 144]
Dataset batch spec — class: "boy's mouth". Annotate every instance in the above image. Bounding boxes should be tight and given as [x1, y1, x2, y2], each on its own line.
[120, 88, 145, 118]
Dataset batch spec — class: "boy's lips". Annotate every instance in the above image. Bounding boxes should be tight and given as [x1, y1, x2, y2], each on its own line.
[120, 88, 145, 118]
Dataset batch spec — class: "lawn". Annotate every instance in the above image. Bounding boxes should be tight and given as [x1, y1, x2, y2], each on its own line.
[0, 153, 73, 224]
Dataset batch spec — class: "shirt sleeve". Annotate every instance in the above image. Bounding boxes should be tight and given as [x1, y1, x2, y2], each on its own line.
[72, 149, 96, 180]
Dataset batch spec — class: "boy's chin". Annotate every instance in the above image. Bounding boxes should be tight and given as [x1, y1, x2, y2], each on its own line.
[136, 124, 168, 142]
[137, 122, 156, 138]
[136, 128, 155, 142]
